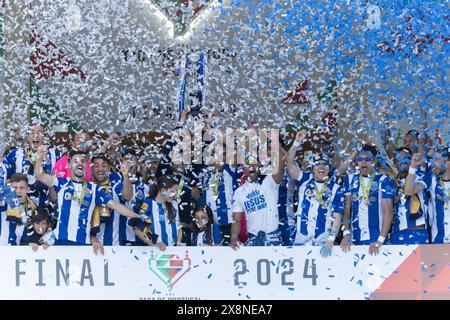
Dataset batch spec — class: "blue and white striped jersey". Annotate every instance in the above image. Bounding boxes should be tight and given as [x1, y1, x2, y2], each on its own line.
[420, 174, 450, 243]
[96, 179, 125, 246]
[294, 172, 344, 244]
[2, 146, 59, 177]
[392, 175, 429, 233]
[140, 198, 180, 246]
[204, 165, 238, 226]
[0, 202, 36, 246]
[120, 177, 150, 243]
[52, 177, 112, 245]
[344, 173, 395, 243]
[2, 147, 60, 206]
[0, 205, 23, 245]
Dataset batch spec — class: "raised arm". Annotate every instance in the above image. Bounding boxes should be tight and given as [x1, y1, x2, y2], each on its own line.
[34, 145, 55, 188]
[404, 153, 425, 196]
[119, 159, 133, 201]
[271, 145, 286, 185]
[230, 212, 242, 250]
[380, 109, 395, 160]
[286, 130, 307, 181]
[337, 148, 358, 177]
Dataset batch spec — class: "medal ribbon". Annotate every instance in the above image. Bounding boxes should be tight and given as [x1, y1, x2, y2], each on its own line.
[359, 175, 375, 203]
[314, 179, 329, 207]
[73, 181, 88, 207]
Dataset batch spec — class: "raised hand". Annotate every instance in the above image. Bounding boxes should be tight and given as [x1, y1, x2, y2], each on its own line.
[37, 145, 48, 160]
[295, 130, 308, 144]
[120, 159, 130, 176]
[410, 153, 422, 169]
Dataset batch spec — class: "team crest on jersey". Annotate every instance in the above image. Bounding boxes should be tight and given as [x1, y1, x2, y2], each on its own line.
[370, 183, 378, 192]
[305, 189, 313, 198]
[64, 192, 72, 200]
[136, 190, 144, 200]
[148, 250, 191, 290]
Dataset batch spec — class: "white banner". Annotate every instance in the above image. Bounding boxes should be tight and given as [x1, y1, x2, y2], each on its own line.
[0, 245, 448, 300]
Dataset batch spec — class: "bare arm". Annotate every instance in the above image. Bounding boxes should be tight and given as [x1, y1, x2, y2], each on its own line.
[191, 186, 201, 200]
[230, 212, 242, 250]
[120, 160, 133, 201]
[337, 149, 358, 177]
[330, 212, 342, 237]
[106, 200, 140, 218]
[34, 145, 55, 188]
[340, 194, 352, 252]
[286, 130, 307, 181]
[271, 146, 286, 185]
[404, 153, 425, 196]
[132, 228, 153, 246]
[380, 198, 393, 239]
[382, 129, 395, 160]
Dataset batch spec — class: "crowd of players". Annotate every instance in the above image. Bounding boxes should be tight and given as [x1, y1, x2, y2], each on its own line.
[0, 112, 449, 257]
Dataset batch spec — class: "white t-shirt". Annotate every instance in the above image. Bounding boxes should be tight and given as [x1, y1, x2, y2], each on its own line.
[232, 175, 280, 235]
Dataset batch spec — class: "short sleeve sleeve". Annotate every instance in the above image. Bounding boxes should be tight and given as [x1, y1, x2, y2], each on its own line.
[416, 172, 431, 192]
[331, 186, 345, 214]
[381, 177, 395, 199]
[231, 188, 244, 213]
[95, 185, 113, 205]
[263, 175, 280, 191]
[52, 177, 66, 193]
[296, 172, 311, 186]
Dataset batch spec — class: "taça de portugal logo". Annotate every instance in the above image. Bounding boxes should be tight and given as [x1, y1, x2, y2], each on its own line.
[148, 250, 192, 290]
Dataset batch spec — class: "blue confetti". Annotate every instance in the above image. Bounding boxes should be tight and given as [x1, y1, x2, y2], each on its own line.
[208, 273, 212, 279]
[134, 255, 139, 260]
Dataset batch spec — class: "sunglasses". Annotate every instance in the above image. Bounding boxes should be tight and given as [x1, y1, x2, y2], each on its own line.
[314, 161, 329, 166]
[357, 157, 373, 162]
